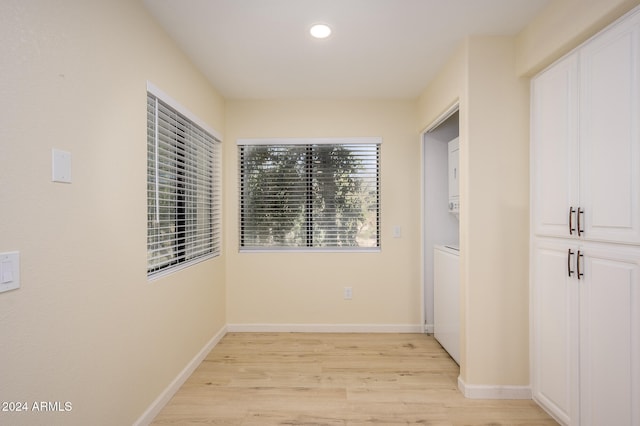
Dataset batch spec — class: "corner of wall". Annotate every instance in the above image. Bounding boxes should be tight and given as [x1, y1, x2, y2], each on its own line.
[515, 0, 640, 76]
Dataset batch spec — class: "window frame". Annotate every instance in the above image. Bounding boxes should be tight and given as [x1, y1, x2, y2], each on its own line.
[146, 82, 222, 279]
[237, 137, 381, 253]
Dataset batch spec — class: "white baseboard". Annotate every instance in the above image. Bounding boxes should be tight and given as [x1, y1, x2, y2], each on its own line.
[424, 323, 434, 334]
[458, 377, 532, 399]
[226, 323, 424, 333]
[133, 325, 227, 426]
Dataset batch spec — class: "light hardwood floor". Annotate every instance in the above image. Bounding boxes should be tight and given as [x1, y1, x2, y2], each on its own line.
[151, 332, 557, 425]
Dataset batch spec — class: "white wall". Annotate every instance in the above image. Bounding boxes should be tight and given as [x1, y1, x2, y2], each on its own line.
[0, 1, 226, 424]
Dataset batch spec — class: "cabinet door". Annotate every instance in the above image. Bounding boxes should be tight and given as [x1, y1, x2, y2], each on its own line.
[531, 240, 579, 425]
[579, 244, 640, 426]
[580, 12, 640, 244]
[531, 54, 579, 238]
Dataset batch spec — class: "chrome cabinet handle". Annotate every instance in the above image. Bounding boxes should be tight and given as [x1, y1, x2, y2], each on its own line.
[568, 249, 575, 277]
[569, 207, 576, 235]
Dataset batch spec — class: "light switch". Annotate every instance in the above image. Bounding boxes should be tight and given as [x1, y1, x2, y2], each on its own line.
[52, 149, 72, 183]
[392, 226, 402, 238]
[1, 260, 13, 283]
[0, 251, 20, 293]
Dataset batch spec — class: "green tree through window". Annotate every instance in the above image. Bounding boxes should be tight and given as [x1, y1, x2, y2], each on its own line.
[239, 141, 380, 249]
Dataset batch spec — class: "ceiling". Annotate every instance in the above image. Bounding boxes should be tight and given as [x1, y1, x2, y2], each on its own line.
[142, 0, 551, 100]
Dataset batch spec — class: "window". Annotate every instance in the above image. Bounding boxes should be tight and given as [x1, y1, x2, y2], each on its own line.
[238, 138, 381, 250]
[147, 84, 222, 278]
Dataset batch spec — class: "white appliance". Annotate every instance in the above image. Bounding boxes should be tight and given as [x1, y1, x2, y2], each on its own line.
[447, 138, 459, 215]
[433, 244, 460, 364]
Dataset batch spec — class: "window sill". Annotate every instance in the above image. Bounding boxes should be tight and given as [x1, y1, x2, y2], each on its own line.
[238, 247, 381, 254]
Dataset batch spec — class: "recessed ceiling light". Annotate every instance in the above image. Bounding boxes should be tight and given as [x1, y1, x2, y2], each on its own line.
[310, 23, 331, 39]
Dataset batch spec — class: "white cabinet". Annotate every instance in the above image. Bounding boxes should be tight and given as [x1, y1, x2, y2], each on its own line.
[531, 241, 578, 426]
[448, 137, 459, 214]
[531, 53, 579, 238]
[532, 241, 640, 426]
[531, 7, 640, 426]
[532, 9, 640, 245]
[579, 19, 640, 245]
[578, 245, 640, 426]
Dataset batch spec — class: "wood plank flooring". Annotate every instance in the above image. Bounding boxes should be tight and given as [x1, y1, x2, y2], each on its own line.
[151, 332, 557, 425]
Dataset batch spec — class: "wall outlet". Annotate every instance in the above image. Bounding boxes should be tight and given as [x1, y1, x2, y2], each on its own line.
[343, 286, 353, 300]
[52, 149, 72, 183]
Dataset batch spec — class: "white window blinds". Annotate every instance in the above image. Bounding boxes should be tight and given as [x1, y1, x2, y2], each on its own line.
[147, 88, 222, 277]
[238, 138, 381, 250]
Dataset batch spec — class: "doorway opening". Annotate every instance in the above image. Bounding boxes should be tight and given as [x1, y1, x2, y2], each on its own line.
[422, 106, 459, 334]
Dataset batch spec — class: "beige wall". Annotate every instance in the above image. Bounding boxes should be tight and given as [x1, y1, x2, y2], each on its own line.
[224, 100, 421, 327]
[0, 1, 226, 425]
[516, 0, 640, 76]
[417, 42, 468, 133]
[417, 40, 470, 376]
[2, 0, 638, 424]
[417, 0, 640, 390]
[418, 37, 530, 388]
[464, 37, 530, 386]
